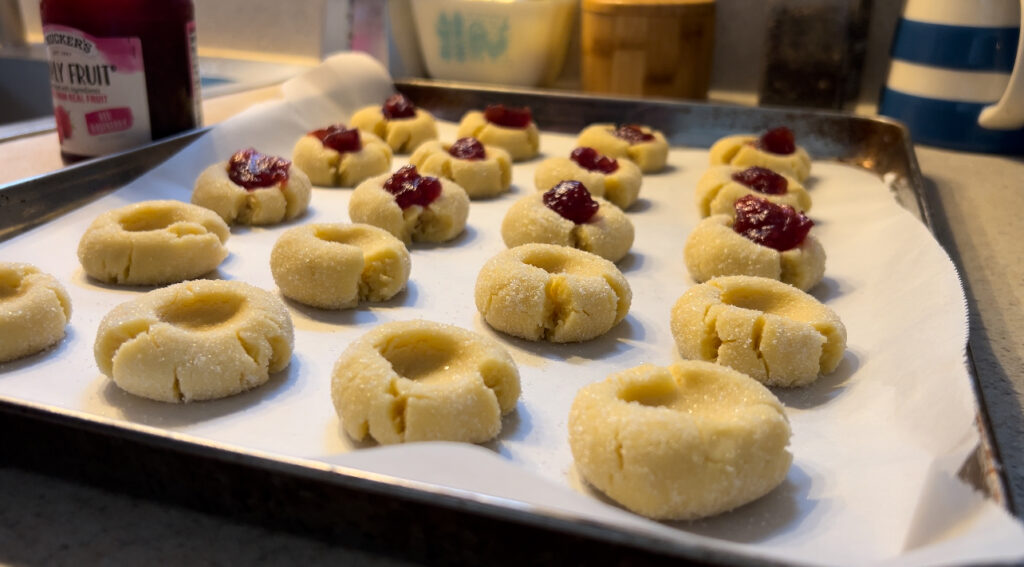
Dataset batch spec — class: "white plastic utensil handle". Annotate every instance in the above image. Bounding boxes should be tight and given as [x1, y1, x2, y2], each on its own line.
[978, 0, 1024, 129]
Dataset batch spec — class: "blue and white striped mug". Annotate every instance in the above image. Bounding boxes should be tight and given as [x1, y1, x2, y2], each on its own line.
[879, 0, 1024, 154]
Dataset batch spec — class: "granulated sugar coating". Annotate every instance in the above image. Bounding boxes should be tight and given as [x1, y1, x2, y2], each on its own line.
[291, 128, 392, 187]
[191, 152, 312, 226]
[409, 139, 512, 199]
[94, 279, 294, 402]
[501, 192, 634, 262]
[0, 262, 72, 362]
[77, 200, 230, 286]
[671, 275, 846, 387]
[270, 222, 410, 309]
[475, 243, 631, 342]
[695, 165, 810, 218]
[576, 123, 669, 173]
[456, 108, 540, 162]
[684, 214, 825, 291]
[331, 320, 520, 445]
[534, 152, 642, 210]
[349, 172, 469, 244]
[569, 361, 791, 520]
[708, 131, 812, 182]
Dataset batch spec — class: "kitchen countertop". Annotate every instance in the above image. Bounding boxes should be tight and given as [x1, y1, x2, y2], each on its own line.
[1, 85, 1022, 564]
[913, 148, 1024, 511]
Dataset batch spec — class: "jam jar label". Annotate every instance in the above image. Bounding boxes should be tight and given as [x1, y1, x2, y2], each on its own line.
[186, 20, 203, 128]
[43, 24, 152, 157]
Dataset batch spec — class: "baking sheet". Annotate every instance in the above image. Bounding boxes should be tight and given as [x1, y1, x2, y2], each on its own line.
[1, 53, 1023, 565]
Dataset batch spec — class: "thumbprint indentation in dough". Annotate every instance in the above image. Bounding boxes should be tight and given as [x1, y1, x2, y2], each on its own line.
[379, 333, 458, 384]
[119, 207, 183, 232]
[720, 286, 790, 318]
[157, 292, 245, 330]
[0, 270, 23, 300]
[522, 253, 568, 275]
[165, 222, 207, 238]
[616, 369, 679, 407]
[314, 225, 369, 248]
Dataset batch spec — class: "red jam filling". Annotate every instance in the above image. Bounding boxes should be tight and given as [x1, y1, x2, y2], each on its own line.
[383, 165, 442, 209]
[382, 93, 417, 120]
[732, 195, 813, 251]
[310, 124, 362, 154]
[570, 147, 619, 174]
[227, 148, 291, 190]
[448, 137, 486, 160]
[612, 124, 655, 144]
[731, 166, 788, 195]
[543, 180, 599, 224]
[754, 126, 797, 155]
[483, 104, 532, 128]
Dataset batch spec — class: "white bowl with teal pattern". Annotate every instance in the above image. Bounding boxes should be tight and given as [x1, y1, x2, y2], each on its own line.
[412, 0, 576, 87]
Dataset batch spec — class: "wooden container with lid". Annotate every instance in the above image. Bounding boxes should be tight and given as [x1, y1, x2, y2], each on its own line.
[581, 0, 715, 99]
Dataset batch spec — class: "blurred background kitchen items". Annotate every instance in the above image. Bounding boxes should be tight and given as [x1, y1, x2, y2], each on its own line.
[580, 0, 715, 99]
[758, 0, 871, 110]
[0, 0, 27, 47]
[0, 0, 929, 120]
[411, 0, 577, 88]
[879, 0, 1024, 154]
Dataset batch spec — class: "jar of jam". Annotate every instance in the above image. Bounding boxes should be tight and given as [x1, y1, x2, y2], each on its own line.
[40, 0, 202, 161]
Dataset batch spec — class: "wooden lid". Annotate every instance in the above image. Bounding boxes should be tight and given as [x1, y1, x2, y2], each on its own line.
[582, 0, 715, 15]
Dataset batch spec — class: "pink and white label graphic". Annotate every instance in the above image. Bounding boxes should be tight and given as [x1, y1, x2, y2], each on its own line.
[85, 107, 134, 135]
[44, 24, 151, 157]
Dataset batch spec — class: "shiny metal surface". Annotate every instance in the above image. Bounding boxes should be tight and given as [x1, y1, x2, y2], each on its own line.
[0, 127, 206, 241]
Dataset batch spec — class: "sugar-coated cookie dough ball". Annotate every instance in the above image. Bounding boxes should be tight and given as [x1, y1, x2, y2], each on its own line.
[94, 280, 294, 403]
[709, 127, 812, 182]
[292, 125, 392, 187]
[576, 124, 669, 173]
[534, 147, 642, 210]
[409, 138, 512, 199]
[0, 263, 71, 362]
[569, 361, 792, 520]
[475, 243, 631, 342]
[331, 320, 521, 445]
[349, 93, 439, 153]
[456, 105, 540, 161]
[671, 276, 846, 387]
[349, 166, 470, 244]
[684, 214, 825, 291]
[191, 148, 312, 225]
[696, 165, 810, 217]
[270, 223, 410, 309]
[501, 189, 634, 263]
[78, 200, 230, 286]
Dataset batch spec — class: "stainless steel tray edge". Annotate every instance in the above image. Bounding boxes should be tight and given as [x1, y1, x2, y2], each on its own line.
[0, 128, 208, 242]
